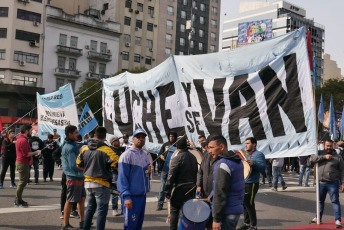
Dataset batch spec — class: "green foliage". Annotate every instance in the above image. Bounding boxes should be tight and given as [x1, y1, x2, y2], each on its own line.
[315, 79, 344, 111]
[76, 67, 149, 124]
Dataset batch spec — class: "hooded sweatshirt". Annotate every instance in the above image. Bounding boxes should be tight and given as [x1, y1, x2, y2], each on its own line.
[210, 150, 245, 222]
[117, 146, 151, 201]
[77, 140, 119, 188]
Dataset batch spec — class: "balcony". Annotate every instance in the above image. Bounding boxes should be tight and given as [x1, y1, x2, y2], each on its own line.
[86, 72, 110, 80]
[56, 45, 83, 57]
[87, 51, 112, 62]
[55, 68, 81, 78]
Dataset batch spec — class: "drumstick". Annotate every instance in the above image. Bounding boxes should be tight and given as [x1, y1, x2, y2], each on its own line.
[166, 200, 171, 224]
[184, 185, 196, 196]
[192, 198, 209, 202]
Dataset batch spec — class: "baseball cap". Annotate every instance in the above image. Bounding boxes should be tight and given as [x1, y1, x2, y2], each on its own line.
[109, 135, 121, 143]
[133, 128, 147, 137]
[123, 134, 129, 138]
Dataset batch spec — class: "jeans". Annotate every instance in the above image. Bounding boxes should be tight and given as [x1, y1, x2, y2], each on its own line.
[111, 172, 119, 210]
[221, 214, 241, 230]
[298, 165, 310, 186]
[318, 180, 341, 221]
[84, 186, 111, 230]
[157, 170, 168, 207]
[32, 160, 39, 183]
[272, 166, 286, 189]
[16, 162, 29, 203]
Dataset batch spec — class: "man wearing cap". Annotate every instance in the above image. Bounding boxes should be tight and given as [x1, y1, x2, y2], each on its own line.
[109, 135, 125, 216]
[121, 134, 131, 148]
[117, 128, 151, 230]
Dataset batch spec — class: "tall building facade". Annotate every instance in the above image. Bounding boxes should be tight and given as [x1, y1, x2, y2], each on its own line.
[323, 53, 343, 82]
[43, 5, 121, 93]
[222, 1, 325, 87]
[50, 0, 221, 72]
[0, 0, 45, 128]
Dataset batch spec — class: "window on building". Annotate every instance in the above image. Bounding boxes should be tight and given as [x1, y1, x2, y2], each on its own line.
[137, 3, 143, 12]
[57, 56, 66, 69]
[0, 49, 5, 60]
[12, 76, 37, 87]
[200, 3, 205, 11]
[181, 11, 186, 19]
[122, 52, 129, 60]
[123, 34, 131, 43]
[135, 37, 141, 46]
[99, 63, 106, 74]
[0, 98, 9, 116]
[124, 17, 131, 26]
[0, 7, 9, 17]
[165, 48, 171, 57]
[211, 20, 217, 28]
[212, 7, 217, 15]
[68, 79, 75, 92]
[134, 54, 141, 63]
[0, 74, 4, 83]
[16, 30, 40, 43]
[180, 38, 185, 46]
[146, 39, 153, 48]
[90, 40, 97, 52]
[210, 45, 215, 53]
[70, 36, 78, 48]
[17, 9, 41, 23]
[199, 29, 204, 37]
[59, 34, 67, 46]
[199, 16, 204, 24]
[166, 34, 172, 43]
[167, 6, 174, 15]
[179, 51, 184, 55]
[198, 42, 203, 51]
[69, 58, 76, 70]
[211, 33, 216, 41]
[145, 56, 152, 65]
[14, 51, 39, 64]
[166, 20, 173, 30]
[31, 0, 43, 3]
[89, 62, 97, 73]
[190, 40, 194, 49]
[125, 0, 132, 8]
[148, 6, 154, 17]
[56, 78, 64, 90]
[0, 28, 7, 38]
[192, 1, 197, 8]
[147, 23, 153, 31]
[180, 24, 185, 32]
[212, 0, 218, 2]
[17, 99, 33, 117]
[136, 20, 142, 29]
[183, 0, 188, 6]
[103, 3, 109, 10]
[100, 42, 107, 53]
[192, 14, 196, 22]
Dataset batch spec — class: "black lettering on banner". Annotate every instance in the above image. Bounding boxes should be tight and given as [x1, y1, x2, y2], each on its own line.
[181, 82, 192, 107]
[78, 111, 93, 130]
[157, 82, 185, 136]
[139, 90, 163, 143]
[113, 87, 133, 136]
[228, 74, 266, 145]
[258, 53, 307, 137]
[192, 111, 205, 136]
[185, 111, 195, 132]
[194, 78, 226, 136]
[103, 90, 114, 134]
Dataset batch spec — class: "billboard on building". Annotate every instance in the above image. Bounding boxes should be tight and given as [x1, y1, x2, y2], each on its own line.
[238, 19, 273, 46]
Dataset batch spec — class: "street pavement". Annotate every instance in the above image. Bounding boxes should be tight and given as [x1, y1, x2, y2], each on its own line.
[0, 166, 343, 230]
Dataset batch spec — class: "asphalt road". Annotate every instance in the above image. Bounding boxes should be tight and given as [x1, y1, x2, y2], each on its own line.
[0, 165, 342, 230]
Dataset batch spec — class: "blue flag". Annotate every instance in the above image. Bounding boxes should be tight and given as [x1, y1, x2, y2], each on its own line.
[340, 108, 344, 141]
[318, 94, 324, 123]
[329, 95, 338, 140]
[78, 103, 98, 137]
[313, 56, 317, 89]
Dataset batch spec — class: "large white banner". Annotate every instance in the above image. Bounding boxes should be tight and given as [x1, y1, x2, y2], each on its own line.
[37, 84, 78, 141]
[103, 27, 317, 157]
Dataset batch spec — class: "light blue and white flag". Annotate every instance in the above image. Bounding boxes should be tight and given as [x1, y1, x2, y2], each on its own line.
[78, 103, 98, 137]
[103, 27, 316, 158]
[339, 107, 344, 141]
[329, 95, 338, 141]
[37, 84, 78, 142]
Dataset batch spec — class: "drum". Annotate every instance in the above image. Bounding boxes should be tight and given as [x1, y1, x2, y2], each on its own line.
[170, 149, 203, 169]
[236, 149, 252, 180]
[178, 199, 211, 230]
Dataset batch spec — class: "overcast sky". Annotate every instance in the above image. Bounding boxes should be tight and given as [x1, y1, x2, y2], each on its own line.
[220, 0, 344, 75]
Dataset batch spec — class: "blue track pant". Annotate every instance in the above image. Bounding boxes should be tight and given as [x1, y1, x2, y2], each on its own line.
[122, 195, 146, 230]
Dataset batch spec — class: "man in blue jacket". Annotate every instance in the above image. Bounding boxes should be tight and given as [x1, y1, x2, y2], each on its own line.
[117, 128, 151, 230]
[237, 137, 266, 230]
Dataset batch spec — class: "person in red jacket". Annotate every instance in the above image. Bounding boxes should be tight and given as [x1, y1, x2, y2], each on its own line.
[15, 125, 40, 207]
[0, 130, 17, 189]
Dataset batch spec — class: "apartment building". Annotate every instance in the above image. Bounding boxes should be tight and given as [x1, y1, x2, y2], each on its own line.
[0, 0, 45, 127]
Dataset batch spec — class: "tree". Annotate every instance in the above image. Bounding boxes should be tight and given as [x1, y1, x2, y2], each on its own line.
[315, 79, 344, 111]
[76, 67, 149, 124]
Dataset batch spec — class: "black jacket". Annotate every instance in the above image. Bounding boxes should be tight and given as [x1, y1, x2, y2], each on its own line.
[42, 140, 58, 160]
[29, 136, 44, 161]
[196, 152, 219, 198]
[2, 138, 16, 159]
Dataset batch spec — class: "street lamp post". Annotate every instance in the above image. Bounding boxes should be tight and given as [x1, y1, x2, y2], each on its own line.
[187, 2, 197, 55]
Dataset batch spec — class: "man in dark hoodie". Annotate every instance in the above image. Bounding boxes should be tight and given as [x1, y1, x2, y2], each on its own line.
[77, 127, 119, 230]
[208, 135, 245, 230]
[156, 131, 177, 211]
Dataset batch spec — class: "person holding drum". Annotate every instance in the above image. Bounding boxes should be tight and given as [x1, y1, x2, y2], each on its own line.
[237, 137, 266, 230]
[208, 135, 245, 230]
[164, 136, 198, 230]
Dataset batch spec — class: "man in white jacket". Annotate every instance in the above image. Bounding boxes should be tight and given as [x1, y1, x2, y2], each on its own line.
[271, 158, 287, 191]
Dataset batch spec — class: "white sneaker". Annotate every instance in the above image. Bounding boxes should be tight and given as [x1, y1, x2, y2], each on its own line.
[112, 209, 119, 216]
[335, 220, 342, 228]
